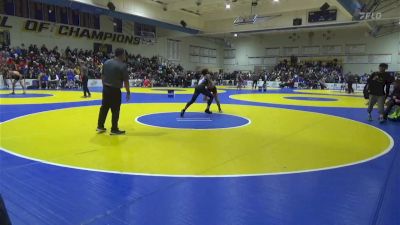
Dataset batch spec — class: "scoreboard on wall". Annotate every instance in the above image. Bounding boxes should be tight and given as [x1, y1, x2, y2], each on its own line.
[308, 9, 337, 23]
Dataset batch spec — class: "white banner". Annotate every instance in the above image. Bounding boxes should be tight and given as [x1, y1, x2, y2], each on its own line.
[0, 77, 368, 91]
[2, 78, 35, 88]
[88, 79, 102, 87]
[267, 81, 281, 88]
[325, 83, 365, 91]
[217, 81, 366, 90]
[191, 79, 197, 87]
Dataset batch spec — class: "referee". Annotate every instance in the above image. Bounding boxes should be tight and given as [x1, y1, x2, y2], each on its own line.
[97, 48, 131, 135]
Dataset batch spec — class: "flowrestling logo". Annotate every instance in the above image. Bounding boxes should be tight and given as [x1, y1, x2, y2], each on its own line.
[358, 12, 382, 20]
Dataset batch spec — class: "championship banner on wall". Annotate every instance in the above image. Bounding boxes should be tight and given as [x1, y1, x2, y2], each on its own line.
[0, 15, 141, 46]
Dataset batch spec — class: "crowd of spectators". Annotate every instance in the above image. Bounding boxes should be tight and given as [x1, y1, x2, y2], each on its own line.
[214, 59, 346, 88]
[1, 46, 399, 90]
[216, 58, 398, 89]
[0, 43, 190, 89]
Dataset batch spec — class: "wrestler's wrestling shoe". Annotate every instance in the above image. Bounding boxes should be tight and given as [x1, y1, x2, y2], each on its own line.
[205, 109, 212, 114]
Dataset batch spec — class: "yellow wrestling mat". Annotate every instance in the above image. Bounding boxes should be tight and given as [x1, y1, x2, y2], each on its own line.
[230, 93, 368, 108]
[0, 90, 102, 105]
[294, 89, 363, 96]
[123, 87, 226, 94]
[0, 103, 392, 176]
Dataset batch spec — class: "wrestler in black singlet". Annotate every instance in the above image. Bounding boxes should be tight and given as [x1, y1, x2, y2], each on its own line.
[209, 85, 222, 112]
[181, 69, 214, 117]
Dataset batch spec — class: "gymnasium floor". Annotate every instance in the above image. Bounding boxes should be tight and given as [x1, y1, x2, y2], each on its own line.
[0, 87, 399, 225]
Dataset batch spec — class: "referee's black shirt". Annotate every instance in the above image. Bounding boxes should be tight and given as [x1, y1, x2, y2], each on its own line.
[102, 59, 129, 88]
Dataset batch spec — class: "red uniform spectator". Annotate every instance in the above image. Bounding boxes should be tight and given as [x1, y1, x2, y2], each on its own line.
[143, 77, 151, 87]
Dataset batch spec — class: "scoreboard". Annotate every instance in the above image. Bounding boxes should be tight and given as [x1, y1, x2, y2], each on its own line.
[308, 9, 337, 23]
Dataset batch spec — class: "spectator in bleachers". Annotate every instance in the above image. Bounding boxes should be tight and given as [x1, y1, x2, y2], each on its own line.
[48, 70, 60, 89]
[143, 76, 151, 88]
[66, 68, 75, 89]
[384, 80, 400, 120]
[1, 43, 186, 89]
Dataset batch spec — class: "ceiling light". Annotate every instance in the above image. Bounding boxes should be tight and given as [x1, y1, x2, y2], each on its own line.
[226, 3, 231, 9]
[234, 33, 238, 37]
[273, 0, 279, 2]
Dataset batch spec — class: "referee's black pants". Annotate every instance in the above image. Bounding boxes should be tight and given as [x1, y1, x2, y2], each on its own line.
[347, 82, 354, 93]
[97, 85, 121, 131]
[82, 81, 91, 96]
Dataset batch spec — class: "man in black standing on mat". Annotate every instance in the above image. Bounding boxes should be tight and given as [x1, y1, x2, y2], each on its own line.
[346, 73, 355, 94]
[367, 63, 393, 122]
[97, 48, 131, 135]
[80, 62, 91, 98]
[252, 73, 259, 90]
[181, 69, 214, 117]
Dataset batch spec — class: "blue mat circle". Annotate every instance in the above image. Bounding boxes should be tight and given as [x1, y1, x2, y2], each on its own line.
[136, 112, 250, 130]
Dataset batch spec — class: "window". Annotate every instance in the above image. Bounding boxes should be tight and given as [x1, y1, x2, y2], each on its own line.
[283, 47, 299, 56]
[0, 30, 11, 46]
[4, 0, 15, 16]
[82, 13, 100, 30]
[345, 44, 366, 54]
[2, 1, 100, 29]
[134, 23, 156, 36]
[80, 12, 91, 28]
[190, 45, 217, 64]
[113, 18, 122, 33]
[265, 47, 280, 56]
[43, 4, 56, 22]
[57, 6, 69, 24]
[93, 15, 100, 29]
[29, 1, 43, 20]
[321, 45, 342, 55]
[167, 39, 180, 61]
[302, 46, 320, 55]
[224, 49, 236, 59]
[224, 49, 236, 65]
[14, 0, 29, 18]
[69, 9, 80, 26]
